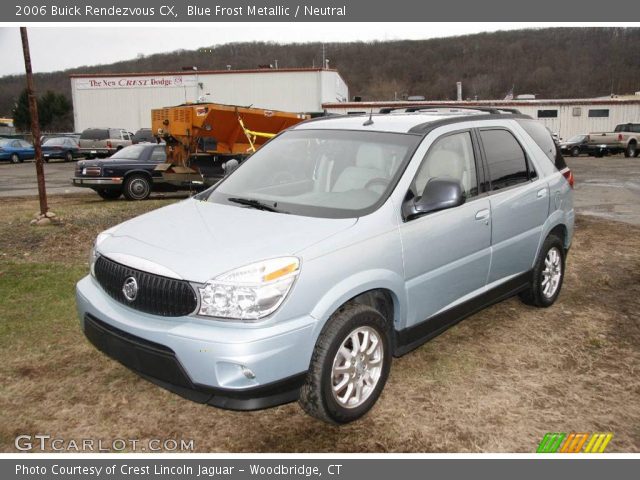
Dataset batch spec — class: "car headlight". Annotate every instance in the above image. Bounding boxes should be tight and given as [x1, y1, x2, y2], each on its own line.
[198, 257, 300, 320]
[89, 242, 99, 277]
[90, 231, 113, 277]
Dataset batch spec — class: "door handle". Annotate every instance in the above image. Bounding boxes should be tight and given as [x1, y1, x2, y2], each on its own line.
[537, 188, 547, 198]
[475, 209, 490, 221]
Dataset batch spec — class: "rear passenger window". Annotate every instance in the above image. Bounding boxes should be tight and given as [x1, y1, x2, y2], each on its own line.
[149, 147, 166, 162]
[81, 129, 108, 140]
[480, 129, 529, 191]
[517, 119, 556, 162]
[411, 131, 478, 199]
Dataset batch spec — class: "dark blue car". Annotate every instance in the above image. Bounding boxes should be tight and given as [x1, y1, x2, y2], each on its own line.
[0, 138, 35, 163]
[42, 136, 81, 162]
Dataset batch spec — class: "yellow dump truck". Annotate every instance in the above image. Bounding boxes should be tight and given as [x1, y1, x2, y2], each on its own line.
[151, 103, 309, 186]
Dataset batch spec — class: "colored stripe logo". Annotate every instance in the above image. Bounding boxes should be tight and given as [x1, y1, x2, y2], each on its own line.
[537, 433, 613, 453]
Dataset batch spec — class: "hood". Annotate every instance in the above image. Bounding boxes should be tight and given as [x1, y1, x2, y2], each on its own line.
[97, 198, 357, 283]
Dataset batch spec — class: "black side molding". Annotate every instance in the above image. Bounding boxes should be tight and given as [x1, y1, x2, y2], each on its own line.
[393, 270, 532, 356]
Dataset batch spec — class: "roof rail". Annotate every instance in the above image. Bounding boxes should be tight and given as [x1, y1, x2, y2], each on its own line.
[379, 105, 521, 115]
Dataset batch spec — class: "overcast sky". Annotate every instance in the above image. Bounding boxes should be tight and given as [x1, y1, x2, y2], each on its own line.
[0, 23, 565, 77]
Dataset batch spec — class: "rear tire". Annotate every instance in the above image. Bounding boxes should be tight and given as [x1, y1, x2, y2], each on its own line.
[299, 303, 392, 424]
[519, 235, 565, 308]
[64, 151, 73, 162]
[95, 189, 121, 200]
[123, 174, 151, 201]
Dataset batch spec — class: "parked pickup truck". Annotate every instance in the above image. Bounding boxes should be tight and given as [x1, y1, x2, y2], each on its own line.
[587, 123, 640, 157]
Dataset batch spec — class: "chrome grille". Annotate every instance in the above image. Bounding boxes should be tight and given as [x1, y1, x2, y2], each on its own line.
[94, 256, 197, 317]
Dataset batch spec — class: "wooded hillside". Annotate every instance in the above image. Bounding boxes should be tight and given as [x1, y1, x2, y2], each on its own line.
[1, 27, 639, 119]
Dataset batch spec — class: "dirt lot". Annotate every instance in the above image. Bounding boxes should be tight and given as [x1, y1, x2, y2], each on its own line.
[567, 155, 640, 225]
[0, 193, 638, 453]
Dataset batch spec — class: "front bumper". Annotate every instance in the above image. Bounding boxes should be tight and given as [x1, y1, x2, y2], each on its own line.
[76, 275, 315, 410]
[72, 177, 123, 187]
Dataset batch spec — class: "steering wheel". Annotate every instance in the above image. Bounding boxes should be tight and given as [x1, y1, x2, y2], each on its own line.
[364, 177, 390, 191]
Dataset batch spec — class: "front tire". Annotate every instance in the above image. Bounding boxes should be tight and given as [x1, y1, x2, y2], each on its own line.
[299, 303, 392, 424]
[10, 153, 20, 164]
[123, 174, 151, 201]
[520, 235, 565, 307]
[625, 142, 637, 158]
[571, 146, 580, 157]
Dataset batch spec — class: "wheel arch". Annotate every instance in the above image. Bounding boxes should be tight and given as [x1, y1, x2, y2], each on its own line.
[548, 223, 568, 248]
[123, 169, 153, 181]
[309, 271, 407, 340]
[533, 214, 572, 268]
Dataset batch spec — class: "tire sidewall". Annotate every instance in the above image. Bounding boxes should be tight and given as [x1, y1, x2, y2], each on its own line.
[571, 146, 579, 157]
[532, 236, 565, 307]
[11, 154, 19, 164]
[318, 308, 392, 424]
[124, 175, 151, 200]
[65, 151, 73, 162]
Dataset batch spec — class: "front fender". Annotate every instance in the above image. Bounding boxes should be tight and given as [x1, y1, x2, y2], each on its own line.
[309, 269, 407, 338]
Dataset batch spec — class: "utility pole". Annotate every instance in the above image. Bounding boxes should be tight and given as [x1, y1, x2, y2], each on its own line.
[20, 27, 49, 218]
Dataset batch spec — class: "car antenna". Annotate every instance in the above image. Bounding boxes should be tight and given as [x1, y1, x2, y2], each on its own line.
[363, 109, 374, 126]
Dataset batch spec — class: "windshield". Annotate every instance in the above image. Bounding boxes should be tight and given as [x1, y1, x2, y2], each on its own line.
[207, 129, 420, 218]
[567, 135, 586, 143]
[109, 145, 147, 159]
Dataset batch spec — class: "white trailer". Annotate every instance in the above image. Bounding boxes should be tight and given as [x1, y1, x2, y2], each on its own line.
[323, 96, 640, 141]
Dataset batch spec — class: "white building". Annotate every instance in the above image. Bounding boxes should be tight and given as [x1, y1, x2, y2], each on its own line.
[70, 68, 349, 132]
[323, 95, 640, 140]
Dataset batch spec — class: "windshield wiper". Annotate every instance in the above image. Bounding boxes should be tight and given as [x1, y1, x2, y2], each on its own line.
[227, 197, 287, 213]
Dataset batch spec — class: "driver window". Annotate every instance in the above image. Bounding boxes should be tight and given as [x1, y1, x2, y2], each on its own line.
[411, 131, 478, 199]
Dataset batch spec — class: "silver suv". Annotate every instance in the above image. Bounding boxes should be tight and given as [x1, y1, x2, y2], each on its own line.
[78, 128, 133, 159]
[77, 109, 574, 424]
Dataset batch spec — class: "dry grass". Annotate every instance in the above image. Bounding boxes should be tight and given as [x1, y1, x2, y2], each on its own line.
[0, 194, 639, 452]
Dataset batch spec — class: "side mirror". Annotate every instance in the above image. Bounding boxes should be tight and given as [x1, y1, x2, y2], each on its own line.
[403, 177, 465, 220]
[222, 158, 239, 176]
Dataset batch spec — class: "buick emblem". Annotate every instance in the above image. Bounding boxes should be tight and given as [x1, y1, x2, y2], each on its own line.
[122, 277, 138, 302]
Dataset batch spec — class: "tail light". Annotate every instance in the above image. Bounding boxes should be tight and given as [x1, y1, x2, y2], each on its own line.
[618, 134, 623, 141]
[561, 167, 574, 189]
[107, 140, 112, 148]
